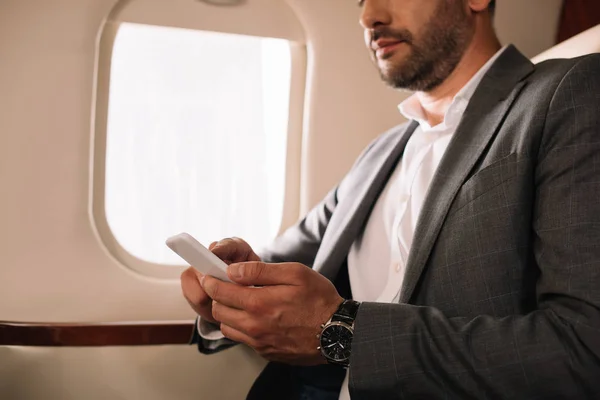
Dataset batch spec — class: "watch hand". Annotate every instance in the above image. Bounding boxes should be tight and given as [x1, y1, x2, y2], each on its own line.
[325, 343, 337, 348]
[339, 343, 345, 349]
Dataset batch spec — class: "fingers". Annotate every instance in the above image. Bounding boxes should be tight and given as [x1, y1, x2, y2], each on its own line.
[211, 237, 261, 263]
[220, 323, 259, 348]
[180, 268, 208, 306]
[201, 275, 260, 310]
[227, 262, 309, 286]
[180, 267, 216, 323]
[212, 301, 255, 335]
[219, 323, 295, 364]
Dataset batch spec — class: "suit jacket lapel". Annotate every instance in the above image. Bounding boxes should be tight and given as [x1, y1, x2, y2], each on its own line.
[399, 45, 535, 303]
[314, 121, 418, 280]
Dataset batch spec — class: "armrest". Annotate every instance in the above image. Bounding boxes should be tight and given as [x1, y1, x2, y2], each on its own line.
[0, 320, 195, 346]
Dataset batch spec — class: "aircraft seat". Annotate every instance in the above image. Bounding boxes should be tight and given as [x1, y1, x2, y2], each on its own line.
[532, 24, 600, 63]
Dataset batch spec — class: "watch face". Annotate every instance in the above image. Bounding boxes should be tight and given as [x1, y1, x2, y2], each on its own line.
[320, 323, 353, 362]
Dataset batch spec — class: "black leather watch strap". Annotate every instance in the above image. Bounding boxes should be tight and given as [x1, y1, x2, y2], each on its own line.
[331, 300, 361, 324]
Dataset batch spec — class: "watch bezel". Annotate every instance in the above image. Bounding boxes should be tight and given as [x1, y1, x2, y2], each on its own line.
[318, 321, 354, 363]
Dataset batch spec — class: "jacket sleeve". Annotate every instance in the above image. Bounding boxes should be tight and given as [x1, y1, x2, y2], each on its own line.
[349, 55, 600, 399]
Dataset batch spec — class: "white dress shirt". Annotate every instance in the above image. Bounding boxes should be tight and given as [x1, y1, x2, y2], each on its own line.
[338, 47, 507, 400]
[199, 47, 508, 400]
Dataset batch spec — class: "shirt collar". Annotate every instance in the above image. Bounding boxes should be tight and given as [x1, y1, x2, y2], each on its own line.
[398, 46, 509, 132]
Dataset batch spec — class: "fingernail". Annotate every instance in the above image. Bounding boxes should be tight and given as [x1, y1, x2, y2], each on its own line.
[228, 263, 244, 279]
[200, 275, 206, 287]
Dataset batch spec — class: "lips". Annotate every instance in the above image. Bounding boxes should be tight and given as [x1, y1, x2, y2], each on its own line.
[372, 39, 405, 58]
[372, 39, 404, 51]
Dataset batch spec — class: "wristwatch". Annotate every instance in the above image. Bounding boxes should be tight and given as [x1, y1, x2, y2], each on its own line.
[317, 299, 361, 368]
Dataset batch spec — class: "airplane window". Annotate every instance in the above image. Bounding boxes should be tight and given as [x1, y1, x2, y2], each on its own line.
[105, 23, 291, 265]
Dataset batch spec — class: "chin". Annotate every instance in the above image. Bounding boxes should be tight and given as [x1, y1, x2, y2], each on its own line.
[378, 63, 402, 81]
[378, 54, 407, 73]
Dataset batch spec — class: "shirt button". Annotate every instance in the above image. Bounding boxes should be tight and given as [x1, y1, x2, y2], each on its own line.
[394, 263, 402, 273]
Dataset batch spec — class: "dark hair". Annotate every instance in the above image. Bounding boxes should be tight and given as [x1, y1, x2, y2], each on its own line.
[489, 0, 496, 15]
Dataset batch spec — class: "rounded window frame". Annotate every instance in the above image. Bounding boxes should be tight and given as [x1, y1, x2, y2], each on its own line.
[90, 0, 307, 279]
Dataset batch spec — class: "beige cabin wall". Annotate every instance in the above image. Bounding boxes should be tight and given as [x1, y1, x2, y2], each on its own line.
[495, 0, 563, 59]
[0, 346, 261, 400]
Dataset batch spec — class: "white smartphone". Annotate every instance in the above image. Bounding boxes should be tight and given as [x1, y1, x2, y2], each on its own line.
[166, 233, 231, 282]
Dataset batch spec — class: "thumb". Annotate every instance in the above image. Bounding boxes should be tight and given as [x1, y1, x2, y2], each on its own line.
[227, 262, 303, 286]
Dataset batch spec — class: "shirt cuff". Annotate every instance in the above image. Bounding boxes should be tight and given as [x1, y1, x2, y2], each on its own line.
[197, 317, 226, 341]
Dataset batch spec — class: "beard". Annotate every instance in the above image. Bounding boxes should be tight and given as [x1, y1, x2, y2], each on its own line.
[372, 1, 474, 92]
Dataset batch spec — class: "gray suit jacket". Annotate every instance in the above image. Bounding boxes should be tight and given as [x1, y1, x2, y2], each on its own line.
[194, 46, 600, 399]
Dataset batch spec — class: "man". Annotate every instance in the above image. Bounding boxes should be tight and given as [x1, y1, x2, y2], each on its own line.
[182, 0, 600, 398]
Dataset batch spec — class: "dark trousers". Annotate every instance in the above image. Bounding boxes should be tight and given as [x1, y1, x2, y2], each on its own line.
[246, 362, 346, 400]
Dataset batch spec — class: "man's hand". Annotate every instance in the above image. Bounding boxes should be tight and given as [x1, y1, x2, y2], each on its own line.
[201, 261, 344, 366]
[180, 237, 261, 324]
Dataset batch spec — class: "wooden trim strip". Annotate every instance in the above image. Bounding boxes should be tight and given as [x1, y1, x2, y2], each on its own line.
[0, 320, 195, 346]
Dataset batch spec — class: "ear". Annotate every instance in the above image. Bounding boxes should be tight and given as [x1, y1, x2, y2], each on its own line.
[467, 0, 491, 13]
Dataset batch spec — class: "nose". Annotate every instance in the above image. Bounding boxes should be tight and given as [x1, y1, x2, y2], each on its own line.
[359, 0, 392, 30]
